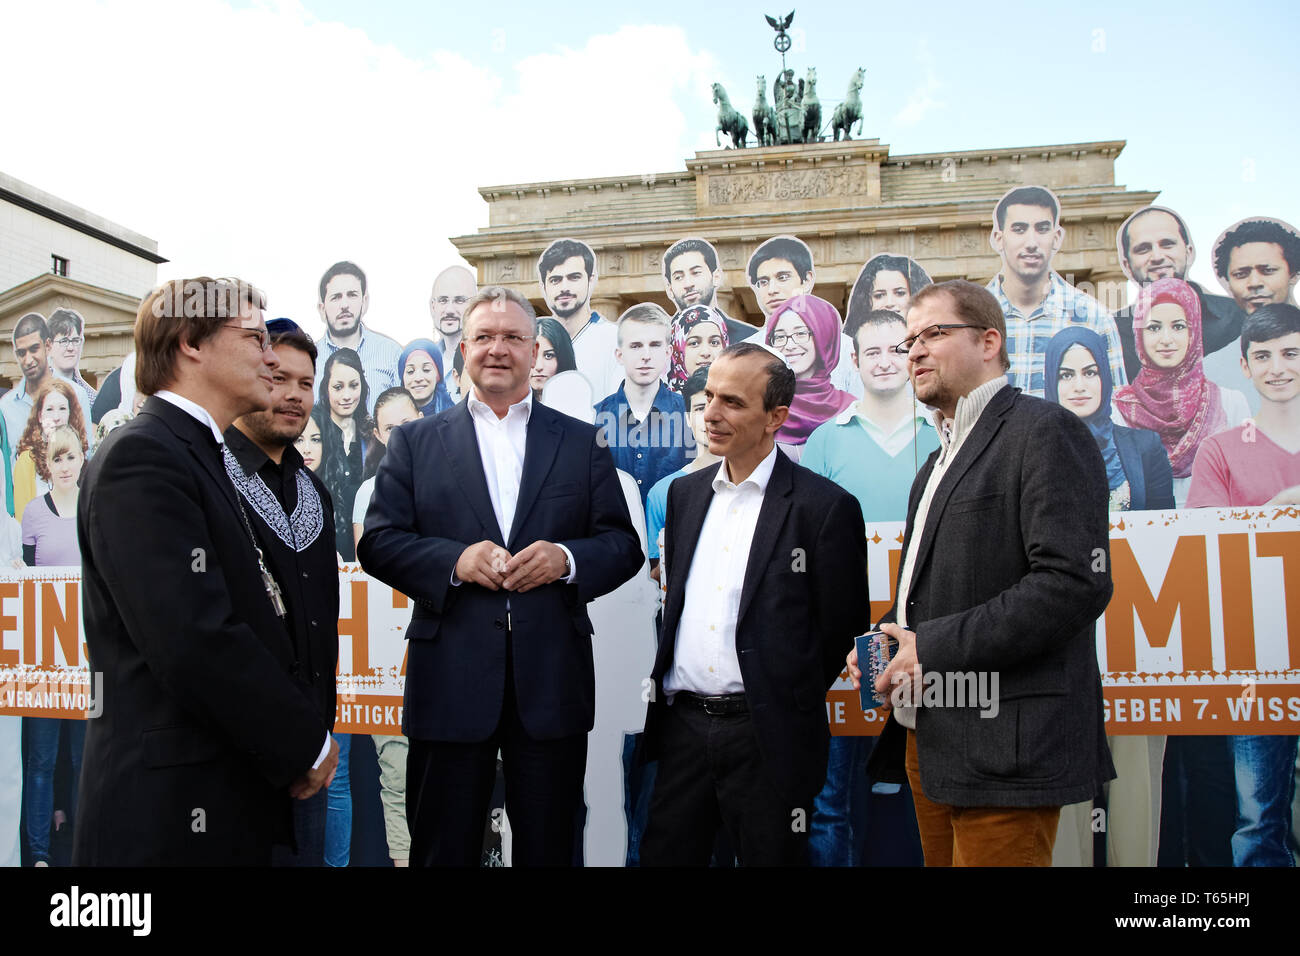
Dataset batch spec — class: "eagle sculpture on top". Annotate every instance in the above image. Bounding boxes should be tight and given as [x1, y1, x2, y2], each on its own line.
[765, 11, 795, 32]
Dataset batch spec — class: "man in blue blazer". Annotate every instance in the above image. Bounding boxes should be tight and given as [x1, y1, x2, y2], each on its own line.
[358, 286, 642, 866]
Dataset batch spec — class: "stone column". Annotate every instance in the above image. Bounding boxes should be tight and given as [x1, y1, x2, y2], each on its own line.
[590, 295, 624, 324]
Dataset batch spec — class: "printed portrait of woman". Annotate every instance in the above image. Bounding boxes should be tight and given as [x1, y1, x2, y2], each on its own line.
[1114, 277, 1250, 505]
[669, 305, 728, 392]
[317, 347, 371, 562]
[13, 378, 88, 521]
[294, 414, 323, 472]
[352, 387, 421, 549]
[847, 253, 933, 321]
[764, 294, 856, 461]
[1045, 327, 1174, 512]
[21, 424, 88, 867]
[531, 316, 577, 400]
[398, 339, 453, 418]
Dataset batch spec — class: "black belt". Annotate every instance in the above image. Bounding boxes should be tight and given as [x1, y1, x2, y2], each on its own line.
[675, 691, 748, 716]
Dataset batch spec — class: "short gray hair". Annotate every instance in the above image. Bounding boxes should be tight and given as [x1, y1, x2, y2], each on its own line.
[462, 285, 537, 336]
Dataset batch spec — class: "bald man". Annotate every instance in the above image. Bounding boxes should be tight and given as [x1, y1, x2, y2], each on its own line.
[430, 265, 477, 355]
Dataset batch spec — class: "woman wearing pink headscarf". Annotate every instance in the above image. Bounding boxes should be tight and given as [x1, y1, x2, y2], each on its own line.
[764, 294, 857, 461]
[1113, 277, 1249, 505]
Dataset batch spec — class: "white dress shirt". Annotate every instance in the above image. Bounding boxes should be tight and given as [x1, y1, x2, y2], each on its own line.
[664, 444, 779, 697]
[154, 390, 332, 770]
[456, 388, 575, 582]
[892, 376, 1006, 729]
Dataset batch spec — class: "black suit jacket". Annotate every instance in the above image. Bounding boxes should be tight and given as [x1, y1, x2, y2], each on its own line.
[644, 450, 870, 805]
[74, 397, 328, 866]
[357, 397, 642, 742]
[867, 387, 1116, 807]
[1114, 424, 1175, 512]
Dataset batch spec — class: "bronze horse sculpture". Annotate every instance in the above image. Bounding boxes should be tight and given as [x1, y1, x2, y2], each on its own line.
[831, 67, 865, 141]
[712, 82, 749, 149]
[753, 75, 777, 147]
[800, 67, 821, 143]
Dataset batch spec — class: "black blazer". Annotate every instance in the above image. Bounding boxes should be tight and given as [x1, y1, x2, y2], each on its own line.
[74, 397, 328, 866]
[357, 398, 642, 742]
[867, 387, 1116, 807]
[1114, 424, 1175, 511]
[644, 450, 870, 805]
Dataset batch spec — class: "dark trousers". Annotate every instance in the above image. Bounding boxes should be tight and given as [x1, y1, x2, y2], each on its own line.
[1158, 735, 1234, 867]
[406, 649, 587, 867]
[272, 789, 327, 867]
[641, 700, 808, 866]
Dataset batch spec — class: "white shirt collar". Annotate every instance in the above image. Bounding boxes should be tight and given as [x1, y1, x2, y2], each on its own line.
[713, 443, 779, 494]
[467, 386, 533, 424]
[154, 390, 226, 446]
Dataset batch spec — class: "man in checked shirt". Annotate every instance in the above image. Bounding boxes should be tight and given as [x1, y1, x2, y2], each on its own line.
[985, 185, 1127, 397]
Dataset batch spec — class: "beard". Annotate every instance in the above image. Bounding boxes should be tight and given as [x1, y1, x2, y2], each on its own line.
[241, 406, 307, 448]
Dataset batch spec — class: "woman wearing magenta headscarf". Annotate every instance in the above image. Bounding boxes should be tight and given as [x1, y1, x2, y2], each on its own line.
[765, 294, 856, 461]
[398, 338, 453, 418]
[1114, 277, 1249, 506]
[1045, 326, 1174, 512]
[669, 305, 729, 391]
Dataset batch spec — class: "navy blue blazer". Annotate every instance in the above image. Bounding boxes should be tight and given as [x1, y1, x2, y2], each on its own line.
[1114, 424, 1175, 511]
[357, 397, 642, 742]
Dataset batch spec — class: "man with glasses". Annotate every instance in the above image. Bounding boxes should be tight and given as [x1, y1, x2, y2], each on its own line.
[47, 308, 97, 421]
[358, 285, 641, 866]
[75, 277, 338, 865]
[429, 266, 477, 400]
[849, 279, 1115, 866]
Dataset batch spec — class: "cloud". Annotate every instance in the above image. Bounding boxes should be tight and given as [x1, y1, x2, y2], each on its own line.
[893, 37, 944, 128]
[0, 2, 720, 347]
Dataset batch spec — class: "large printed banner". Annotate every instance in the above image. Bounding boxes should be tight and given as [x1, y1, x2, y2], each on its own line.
[3, 508, 1296, 733]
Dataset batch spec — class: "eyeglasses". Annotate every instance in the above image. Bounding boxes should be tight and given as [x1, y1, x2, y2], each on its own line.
[769, 329, 811, 349]
[468, 333, 534, 349]
[54, 336, 83, 348]
[222, 323, 273, 352]
[892, 324, 979, 356]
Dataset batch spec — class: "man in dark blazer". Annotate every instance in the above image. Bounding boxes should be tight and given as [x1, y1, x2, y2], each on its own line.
[75, 278, 337, 866]
[640, 342, 870, 866]
[225, 320, 341, 866]
[854, 279, 1115, 867]
[357, 286, 642, 867]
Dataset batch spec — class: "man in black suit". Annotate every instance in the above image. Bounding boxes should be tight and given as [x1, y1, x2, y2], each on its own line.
[853, 279, 1115, 866]
[640, 342, 870, 866]
[357, 285, 642, 867]
[74, 278, 338, 866]
[224, 319, 340, 866]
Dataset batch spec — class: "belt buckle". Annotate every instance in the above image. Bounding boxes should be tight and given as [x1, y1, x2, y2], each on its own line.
[702, 696, 727, 716]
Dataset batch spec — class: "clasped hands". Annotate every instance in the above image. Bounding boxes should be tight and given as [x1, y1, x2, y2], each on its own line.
[844, 622, 921, 707]
[456, 539, 568, 592]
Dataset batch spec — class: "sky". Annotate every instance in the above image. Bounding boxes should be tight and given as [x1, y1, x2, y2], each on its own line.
[3, 0, 1298, 346]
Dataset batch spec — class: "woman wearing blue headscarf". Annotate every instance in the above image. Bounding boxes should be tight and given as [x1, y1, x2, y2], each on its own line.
[398, 339, 454, 418]
[1044, 326, 1174, 512]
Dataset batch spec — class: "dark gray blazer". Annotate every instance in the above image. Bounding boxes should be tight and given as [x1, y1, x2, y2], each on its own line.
[867, 386, 1117, 807]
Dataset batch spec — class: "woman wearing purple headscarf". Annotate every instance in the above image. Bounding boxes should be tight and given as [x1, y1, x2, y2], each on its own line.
[764, 294, 856, 461]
